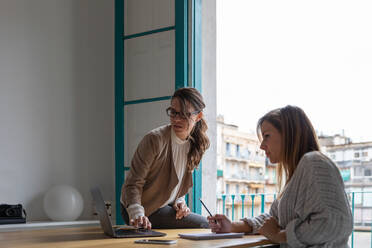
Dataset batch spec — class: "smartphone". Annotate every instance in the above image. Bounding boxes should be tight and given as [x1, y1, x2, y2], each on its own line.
[134, 239, 177, 245]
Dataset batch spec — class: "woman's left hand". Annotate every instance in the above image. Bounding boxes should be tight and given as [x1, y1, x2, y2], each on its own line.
[173, 201, 190, 219]
[258, 216, 286, 243]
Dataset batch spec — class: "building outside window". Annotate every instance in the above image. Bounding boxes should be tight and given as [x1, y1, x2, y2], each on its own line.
[235, 184, 240, 194]
[226, 142, 231, 157]
[321, 136, 372, 226]
[354, 152, 360, 158]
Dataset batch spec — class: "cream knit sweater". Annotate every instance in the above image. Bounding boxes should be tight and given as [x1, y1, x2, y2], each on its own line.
[244, 151, 353, 248]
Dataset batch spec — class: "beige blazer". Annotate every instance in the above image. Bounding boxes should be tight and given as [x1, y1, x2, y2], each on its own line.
[121, 125, 193, 216]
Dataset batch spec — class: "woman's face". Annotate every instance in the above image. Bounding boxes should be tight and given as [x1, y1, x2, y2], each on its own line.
[260, 120, 282, 164]
[169, 97, 202, 140]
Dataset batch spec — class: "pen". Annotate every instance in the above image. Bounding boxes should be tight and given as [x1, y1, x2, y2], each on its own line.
[199, 198, 217, 224]
[199, 198, 213, 217]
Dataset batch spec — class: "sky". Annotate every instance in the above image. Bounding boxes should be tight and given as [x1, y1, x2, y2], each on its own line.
[216, 0, 372, 143]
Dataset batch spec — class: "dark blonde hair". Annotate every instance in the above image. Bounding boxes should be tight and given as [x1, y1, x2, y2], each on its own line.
[257, 105, 320, 194]
[172, 87, 210, 171]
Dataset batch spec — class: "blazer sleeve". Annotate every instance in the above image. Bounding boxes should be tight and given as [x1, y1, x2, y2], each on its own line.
[243, 199, 279, 234]
[285, 155, 353, 247]
[122, 133, 161, 207]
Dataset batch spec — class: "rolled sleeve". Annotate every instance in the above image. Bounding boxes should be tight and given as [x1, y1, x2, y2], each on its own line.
[242, 199, 280, 234]
[175, 196, 185, 204]
[126, 204, 145, 220]
[286, 218, 307, 248]
[242, 213, 271, 234]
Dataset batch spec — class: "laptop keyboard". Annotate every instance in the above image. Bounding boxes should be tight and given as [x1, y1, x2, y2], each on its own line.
[115, 227, 166, 238]
[115, 228, 150, 235]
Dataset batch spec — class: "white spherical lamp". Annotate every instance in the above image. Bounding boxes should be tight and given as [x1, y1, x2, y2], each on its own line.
[43, 185, 84, 221]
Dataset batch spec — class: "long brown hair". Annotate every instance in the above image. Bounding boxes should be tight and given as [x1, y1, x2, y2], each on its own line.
[172, 87, 210, 171]
[257, 105, 320, 194]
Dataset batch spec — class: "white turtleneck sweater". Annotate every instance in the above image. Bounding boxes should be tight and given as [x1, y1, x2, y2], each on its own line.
[126, 128, 190, 220]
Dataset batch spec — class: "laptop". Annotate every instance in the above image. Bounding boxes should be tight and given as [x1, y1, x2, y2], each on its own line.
[90, 187, 166, 238]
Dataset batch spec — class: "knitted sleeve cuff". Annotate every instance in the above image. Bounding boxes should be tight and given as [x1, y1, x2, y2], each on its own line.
[286, 218, 306, 248]
[175, 196, 185, 204]
[126, 203, 145, 221]
[242, 213, 271, 234]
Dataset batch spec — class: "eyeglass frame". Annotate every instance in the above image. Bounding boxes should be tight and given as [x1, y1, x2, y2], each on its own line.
[166, 107, 201, 119]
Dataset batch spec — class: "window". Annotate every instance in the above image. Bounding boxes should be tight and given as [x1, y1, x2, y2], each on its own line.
[355, 167, 364, 177]
[245, 148, 250, 159]
[236, 144, 240, 157]
[330, 153, 336, 160]
[340, 169, 351, 182]
[226, 143, 231, 156]
[216, 0, 372, 226]
[352, 187, 363, 205]
[251, 168, 259, 180]
[364, 190, 372, 207]
[226, 184, 230, 194]
[235, 184, 240, 194]
[225, 162, 230, 171]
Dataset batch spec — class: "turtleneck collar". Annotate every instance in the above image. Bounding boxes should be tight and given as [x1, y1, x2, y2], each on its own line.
[171, 127, 189, 145]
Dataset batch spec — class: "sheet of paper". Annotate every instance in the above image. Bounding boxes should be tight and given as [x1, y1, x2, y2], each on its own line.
[178, 232, 244, 240]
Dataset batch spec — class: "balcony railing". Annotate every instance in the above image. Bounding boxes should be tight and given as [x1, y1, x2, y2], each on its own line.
[217, 192, 372, 248]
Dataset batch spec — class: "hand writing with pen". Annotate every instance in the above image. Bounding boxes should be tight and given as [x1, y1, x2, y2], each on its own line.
[207, 214, 234, 233]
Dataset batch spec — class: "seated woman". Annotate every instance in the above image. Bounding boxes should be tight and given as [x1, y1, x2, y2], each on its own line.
[208, 105, 353, 247]
[121, 87, 210, 229]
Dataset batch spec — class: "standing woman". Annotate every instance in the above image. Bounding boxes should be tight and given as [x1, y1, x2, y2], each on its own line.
[121, 87, 210, 229]
[208, 105, 353, 247]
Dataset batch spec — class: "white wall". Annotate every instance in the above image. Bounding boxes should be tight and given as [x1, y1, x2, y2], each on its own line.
[0, 0, 115, 221]
[201, 0, 217, 214]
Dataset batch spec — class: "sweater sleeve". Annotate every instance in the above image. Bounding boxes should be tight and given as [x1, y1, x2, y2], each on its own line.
[126, 203, 145, 221]
[122, 133, 161, 207]
[175, 196, 185, 204]
[243, 199, 279, 234]
[286, 154, 353, 247]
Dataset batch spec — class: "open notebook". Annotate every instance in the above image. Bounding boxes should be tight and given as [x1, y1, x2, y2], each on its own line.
[178, 232, 244, 240]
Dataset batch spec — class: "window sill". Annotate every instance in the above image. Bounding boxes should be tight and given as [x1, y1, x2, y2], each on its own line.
[0, 220, 99, 232]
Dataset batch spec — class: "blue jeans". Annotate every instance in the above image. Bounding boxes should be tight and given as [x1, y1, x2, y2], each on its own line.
[121, 203, 209, 229]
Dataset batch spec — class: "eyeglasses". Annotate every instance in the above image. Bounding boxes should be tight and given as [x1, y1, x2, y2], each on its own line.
[166, 107, 200, 119]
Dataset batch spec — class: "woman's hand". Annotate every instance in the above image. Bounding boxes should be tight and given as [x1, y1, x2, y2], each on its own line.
[173, 201, 191, 219]
[130, 216, 152, 230]
[258, 216, 286, 243]
[207, 214, 233, 233]
[208, 214, 253, 233]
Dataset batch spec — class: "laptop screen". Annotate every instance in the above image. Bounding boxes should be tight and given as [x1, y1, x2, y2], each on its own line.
[91, 187, 114, 236]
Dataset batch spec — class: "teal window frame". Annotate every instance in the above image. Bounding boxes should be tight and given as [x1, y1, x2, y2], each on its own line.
[114, 0, 202, 224]
[191, 0, 202, 215]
